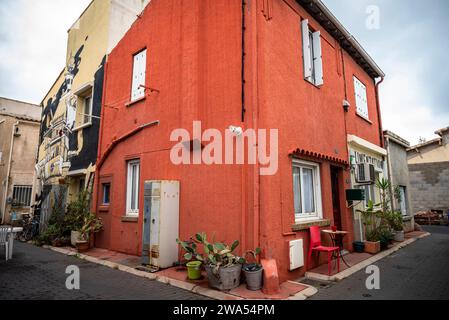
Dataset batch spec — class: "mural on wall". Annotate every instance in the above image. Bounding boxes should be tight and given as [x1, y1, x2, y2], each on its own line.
[36, 44, 105, 191]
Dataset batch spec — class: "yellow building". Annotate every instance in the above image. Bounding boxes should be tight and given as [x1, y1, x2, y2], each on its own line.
[35, 0, 149, 229]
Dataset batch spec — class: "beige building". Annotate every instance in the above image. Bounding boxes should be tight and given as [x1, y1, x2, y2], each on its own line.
[0, 97, 41, 224]
[407, 127, 449, 214]
[36, 0, 149, 229]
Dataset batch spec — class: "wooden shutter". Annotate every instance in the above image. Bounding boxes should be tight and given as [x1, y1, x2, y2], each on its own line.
[301, 19, 312, 81]
[312, 31, 323, 86]
[131, 49, 147, 101]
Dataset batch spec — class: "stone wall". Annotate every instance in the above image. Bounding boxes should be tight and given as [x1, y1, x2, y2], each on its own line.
[408, 161, 449, 213]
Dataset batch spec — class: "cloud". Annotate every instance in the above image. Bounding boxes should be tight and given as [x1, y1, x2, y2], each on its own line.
[323, 0, 449, 145]
[0, 0, 91, 104]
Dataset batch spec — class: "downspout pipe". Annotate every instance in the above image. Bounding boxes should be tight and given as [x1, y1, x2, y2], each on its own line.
[2, 121, 19, 224]
[385, 136, 396, 212]
[375, 77, 385, 148]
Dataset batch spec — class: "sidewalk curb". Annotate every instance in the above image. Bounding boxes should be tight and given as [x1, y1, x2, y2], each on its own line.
[305, 232, 431, 282]
[41, 245, 315, 301]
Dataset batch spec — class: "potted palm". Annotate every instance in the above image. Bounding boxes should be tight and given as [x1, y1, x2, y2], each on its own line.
[76, 213, 103, 253]
[242, 247, 263, 291]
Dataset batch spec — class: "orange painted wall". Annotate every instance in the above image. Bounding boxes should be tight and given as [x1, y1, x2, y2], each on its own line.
[95, 0, 384, 282]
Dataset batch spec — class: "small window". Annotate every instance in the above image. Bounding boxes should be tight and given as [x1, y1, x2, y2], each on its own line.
[126, 160, 140, 216]
[353, 76, 369, 119]
[131, 49, 147, 102]
[398, 186, 407, 216]
[301, 20, 323, 86]
[357, 184, 375, 208]
[12, 185, 32, 207]
[292, 160, 323, 221]
[102, 183, 111, 205]
[82, 96, 92, 125]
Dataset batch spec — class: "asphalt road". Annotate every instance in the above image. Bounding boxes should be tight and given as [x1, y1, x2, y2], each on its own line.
[309, 225, 449, 300]
[0, 241, 208, 300]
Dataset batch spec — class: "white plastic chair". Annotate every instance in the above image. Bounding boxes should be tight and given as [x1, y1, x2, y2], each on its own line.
[0, 226, 10, 261]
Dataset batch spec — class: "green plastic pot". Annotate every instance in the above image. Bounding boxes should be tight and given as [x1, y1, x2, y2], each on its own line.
[186, 261, 202, 280]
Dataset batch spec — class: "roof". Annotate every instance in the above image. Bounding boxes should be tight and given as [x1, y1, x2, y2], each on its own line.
[0, 96, 41, 122]
[296, 0, 385, 78]
[383, 130, 410, 148]
[407, 138, 442, 152]
[435, 126, 449, 137]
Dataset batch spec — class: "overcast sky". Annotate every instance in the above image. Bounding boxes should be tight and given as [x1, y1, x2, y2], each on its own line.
[1, 0, 448, 145]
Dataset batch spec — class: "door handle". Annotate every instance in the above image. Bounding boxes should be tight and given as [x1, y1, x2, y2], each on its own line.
[152, 219, 156, 224]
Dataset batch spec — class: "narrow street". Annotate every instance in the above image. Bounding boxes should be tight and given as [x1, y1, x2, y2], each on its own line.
[309, 226, 449, 300]
[0, 242, 208, 300]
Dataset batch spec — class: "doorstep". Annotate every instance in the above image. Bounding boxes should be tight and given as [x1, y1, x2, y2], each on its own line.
[305, 231, 431, 282]
[41, 245, 318, 300]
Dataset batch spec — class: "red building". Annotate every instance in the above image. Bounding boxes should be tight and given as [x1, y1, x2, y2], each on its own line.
[93, 0, 386, 282]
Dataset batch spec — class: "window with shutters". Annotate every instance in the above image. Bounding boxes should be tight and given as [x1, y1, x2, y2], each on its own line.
[131, 49, 147, 102]
[301, 20, 323, 86]
[353, 76, 369, 119]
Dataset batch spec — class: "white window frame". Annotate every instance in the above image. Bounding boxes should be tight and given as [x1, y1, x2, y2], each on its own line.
[102, 183, 111, 205]
[301, 19, 323, 86]
[353, 76, 369, 120]
[131, 49, 147, 102]
[126, 160, 140, 217]
[292, 159, 323, 222]
[82, 95, 93, 126]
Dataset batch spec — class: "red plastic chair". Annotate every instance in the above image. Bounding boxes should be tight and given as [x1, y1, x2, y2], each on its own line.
[307, 226, 340, 275]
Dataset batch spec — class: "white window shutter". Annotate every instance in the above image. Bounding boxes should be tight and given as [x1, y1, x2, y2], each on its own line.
[131, 49, 147, 101]
[301, 19, 312, 81]
[312, 31, 323, 86]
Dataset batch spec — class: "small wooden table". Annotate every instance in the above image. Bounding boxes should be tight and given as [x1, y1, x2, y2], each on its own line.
[322, 230, 350, 267]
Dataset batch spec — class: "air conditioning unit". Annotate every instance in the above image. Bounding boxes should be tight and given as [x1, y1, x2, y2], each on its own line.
[356, 163, 375, 183]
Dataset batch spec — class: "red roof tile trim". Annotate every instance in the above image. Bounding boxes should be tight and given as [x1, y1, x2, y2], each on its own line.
[289, 148, 349, 166]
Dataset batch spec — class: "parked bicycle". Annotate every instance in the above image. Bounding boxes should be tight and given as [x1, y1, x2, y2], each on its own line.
[18, 214, 40, 242]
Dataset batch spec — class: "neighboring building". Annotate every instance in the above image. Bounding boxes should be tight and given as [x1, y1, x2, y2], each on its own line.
[35, 0, 149, 230]
[94, 0, 386, 281]
[407, 127, 449, 214]
[0, 97, 41, 224]
[384, 130, 414, 232]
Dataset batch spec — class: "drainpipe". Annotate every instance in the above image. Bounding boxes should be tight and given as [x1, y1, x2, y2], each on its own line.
[2, 121, 19, 224]
[385, 136, 396, 212]
[375, 77, 385, 148]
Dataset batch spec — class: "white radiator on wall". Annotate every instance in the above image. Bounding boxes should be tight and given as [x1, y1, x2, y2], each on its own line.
[289, 239, 304, 271]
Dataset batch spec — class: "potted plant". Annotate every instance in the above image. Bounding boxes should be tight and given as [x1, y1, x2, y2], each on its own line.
[176, 238, 203, 280]
[65, 191, 91, 247]
[352, 241, 365, 253]
[193, 233, 244, 291]
[76, 213, 103, 253]
[387, 211, 405, 242]
[357, 200, 381, 254]
[378, 227, 394, 250]
[242, 247, 263, 291]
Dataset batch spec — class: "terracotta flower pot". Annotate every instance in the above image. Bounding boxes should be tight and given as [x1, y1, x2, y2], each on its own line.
[76, 240, 89, 253]
[364, 241, 380, 254]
